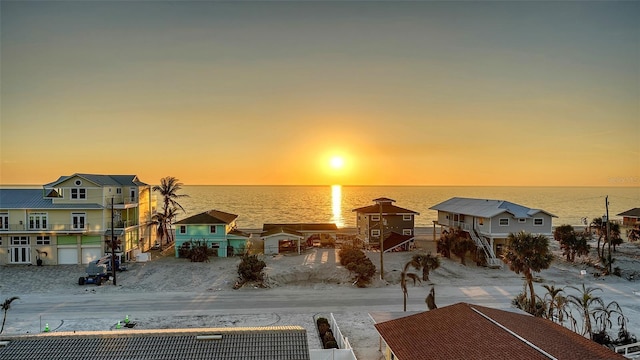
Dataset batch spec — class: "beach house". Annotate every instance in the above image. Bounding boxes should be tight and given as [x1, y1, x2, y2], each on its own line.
[429, 197, 556, 267]
[617, 208, 640, 227]
[373, 303, 626, 360]
[173, 209, 250, 258]
[352, 198, 419, 251]
[0, 173, 156, 266]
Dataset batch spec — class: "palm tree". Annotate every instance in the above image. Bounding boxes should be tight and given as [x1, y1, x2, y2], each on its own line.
[152, 177, 188, 246]
[590, 217, 605, 257]
[399, 253, 441, 311]
[542, 284, 565, 323]
[400, 256, 422, 312]
[627, 224, 640, 242]
[502, 231, 553, 314]
[1, 296, 19, 334]
[566, 284, 605, 338]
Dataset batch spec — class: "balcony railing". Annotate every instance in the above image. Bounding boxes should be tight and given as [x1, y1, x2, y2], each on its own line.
[107, 220, 138, 229]
[0, 224, 93, 231]
[108, 195, 138, 205]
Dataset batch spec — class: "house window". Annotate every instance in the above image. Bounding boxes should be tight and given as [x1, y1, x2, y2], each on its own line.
[11, 236, 29, 245]
[478, 218, 484, 226]
[71, 213, 86, 229]
[403, 215, 412, 221]
[371, 215, 380, 221]
[71, 188, 86, 199]
[518, 218, 526, 223]
[28, 213, 48, 230]
[499, 218, 509, 226]
[210, 225, 217, 234]
[0, 213, 8, 230]
[74, 179, 82, 186]
[0, 237, 2, 245]
[179, 226, 186, 234]
[371, 229, 380, 237]
[534, 218, 544, 226]
[36, 236, 51, 245]
[403, 229, 412, 235]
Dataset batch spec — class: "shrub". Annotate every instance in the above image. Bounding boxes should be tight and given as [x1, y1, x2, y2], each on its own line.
[324, 340, 338, 349]
[237, 254, 266, 283]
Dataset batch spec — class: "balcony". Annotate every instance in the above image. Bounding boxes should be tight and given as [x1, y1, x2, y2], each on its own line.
[107, 220, 139, 229]
[0, 223, 93, 232]
[108, 195, 138, 207]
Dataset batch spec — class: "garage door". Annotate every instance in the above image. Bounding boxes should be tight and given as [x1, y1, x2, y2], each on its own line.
[81, 248, 102, 264]
[58, 248, 78, 265]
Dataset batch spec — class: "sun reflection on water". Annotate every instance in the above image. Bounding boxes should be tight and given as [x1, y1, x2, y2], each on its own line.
[331, 185, 344, 228]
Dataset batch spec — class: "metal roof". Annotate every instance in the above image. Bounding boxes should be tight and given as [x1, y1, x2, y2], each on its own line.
[262, 223, 338, 232]
[45, 174, 148, 187]
[429, 197, 556, 218]
[0, 189, 103, 210]
[617, 207, 640, 218]
[0, 326, 310, 360]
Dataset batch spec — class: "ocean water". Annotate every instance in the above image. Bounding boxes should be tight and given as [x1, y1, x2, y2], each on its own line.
[175, 186, 639, 230]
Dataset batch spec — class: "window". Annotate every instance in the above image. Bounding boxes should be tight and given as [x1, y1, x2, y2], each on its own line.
[534, 218, 544, 226]
[0, 213, 8, 230]
[71, 213, 86, 229]
[36, 236, 51, 245]
[371, 215, 380, 221]
[403, 215, 412, 221]
[371, 229, 380, 237]
[74, 179, 82, 186]
[11, 236, 29, 245]
[179, 226, 186, 234]
[518, 218, 526, 223]
[403, 229, 412, 235]
[116, 188, 122, 194]
[499, 218, 509, 226]
[28, 213, 48, 230]
[478, 218, 484, 226]
[71, 188, 86, 199]
[209, 225, 217, 234]
[0, 237, 2, 245]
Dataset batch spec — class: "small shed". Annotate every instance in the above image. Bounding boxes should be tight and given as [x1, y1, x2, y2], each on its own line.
[261, 227, 304, 255]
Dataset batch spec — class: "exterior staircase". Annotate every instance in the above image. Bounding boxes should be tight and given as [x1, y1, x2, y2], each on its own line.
[468, 229, 502, 269]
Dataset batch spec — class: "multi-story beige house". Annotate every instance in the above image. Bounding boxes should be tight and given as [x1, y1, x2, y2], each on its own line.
[0, 173, 156, 265]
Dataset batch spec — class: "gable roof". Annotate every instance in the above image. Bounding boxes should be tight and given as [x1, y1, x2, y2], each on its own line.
[352, 203, 419, 215]
[45, 174, 147, 187]
[617, 208, 640, 218]
[374, 303, 624, 360]
[175, 210, 238, 225]
[261, 226, 304, 238]
[0, 326, 310, 360]
[0, 189, 102, 210]
[262, 223, 338, 232]
[429, 197, 556, 219]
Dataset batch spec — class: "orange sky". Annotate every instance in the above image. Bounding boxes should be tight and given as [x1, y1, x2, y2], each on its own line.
[1, 2, 639, 186]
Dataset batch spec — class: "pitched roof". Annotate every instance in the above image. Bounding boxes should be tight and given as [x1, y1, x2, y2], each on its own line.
[0, 189, 102, 210]
[262, 223, 338, 232]
[374, 302, 624, 360]
[352, 203, 419, 215]
[261, 226, 304, 238]
[45, 174, 147, 187]
[617, 208, 640, 218]
[0, 326, 310, 360]
[429, 197, 556, 218]
[382, 232, 414, 252]
[175, 210, 238, 225]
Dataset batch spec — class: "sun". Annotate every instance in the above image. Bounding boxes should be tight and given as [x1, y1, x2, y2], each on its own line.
[330, 156, 344, 169]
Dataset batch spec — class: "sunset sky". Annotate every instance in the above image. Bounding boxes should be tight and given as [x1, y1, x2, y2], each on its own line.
[1, 1, 638, 186]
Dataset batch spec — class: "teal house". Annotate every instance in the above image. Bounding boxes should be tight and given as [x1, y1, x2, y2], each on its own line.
[173, 209, 250, 258]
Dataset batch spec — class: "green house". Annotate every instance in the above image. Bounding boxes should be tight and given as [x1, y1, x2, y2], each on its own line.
[174, 210, 250, 258]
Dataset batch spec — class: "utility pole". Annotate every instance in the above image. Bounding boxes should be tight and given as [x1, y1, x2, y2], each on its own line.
[111, 197, 117, 286]
[605, 195, 612, 274]
[379, 201, 384, 280]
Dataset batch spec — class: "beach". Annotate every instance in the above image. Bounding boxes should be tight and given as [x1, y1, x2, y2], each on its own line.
[1, 236, 639, 359]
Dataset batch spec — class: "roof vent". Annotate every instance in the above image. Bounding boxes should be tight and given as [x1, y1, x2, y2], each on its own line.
[196, 334, 223, 341]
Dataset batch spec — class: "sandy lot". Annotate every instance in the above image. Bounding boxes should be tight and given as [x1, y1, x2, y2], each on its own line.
[1, 237, 639, 359]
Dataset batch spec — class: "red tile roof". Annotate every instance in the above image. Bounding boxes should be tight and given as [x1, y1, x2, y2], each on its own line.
[374, 303, 625, 360]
